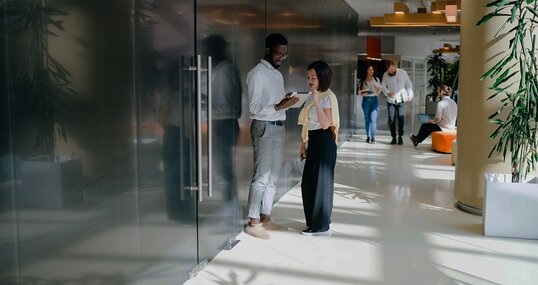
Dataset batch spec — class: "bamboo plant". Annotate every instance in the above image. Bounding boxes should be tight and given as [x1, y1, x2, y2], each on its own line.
[477, 0, 538, 183]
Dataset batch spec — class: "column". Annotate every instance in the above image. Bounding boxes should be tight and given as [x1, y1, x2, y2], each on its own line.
[454, 0, 510, 213]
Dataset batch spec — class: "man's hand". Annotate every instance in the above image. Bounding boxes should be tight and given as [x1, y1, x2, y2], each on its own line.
[388, 92, 396, 98]
[276, 93, 299, 110]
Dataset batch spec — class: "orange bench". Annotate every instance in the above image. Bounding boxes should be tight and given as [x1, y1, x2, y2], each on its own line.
[431, 131, 457, 153]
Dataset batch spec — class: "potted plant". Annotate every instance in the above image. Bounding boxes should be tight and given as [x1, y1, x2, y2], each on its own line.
[5, 0, 82, 208]
[477, 0, 538, 239]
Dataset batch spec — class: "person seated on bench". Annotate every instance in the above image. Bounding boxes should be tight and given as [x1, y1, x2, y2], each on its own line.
[410, 84, 457, 147]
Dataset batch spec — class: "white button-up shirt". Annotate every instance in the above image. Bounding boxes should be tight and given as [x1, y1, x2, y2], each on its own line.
[247, 59, 287, 121]
[435, 96, 458, 131]
[381, 68, 414, 104]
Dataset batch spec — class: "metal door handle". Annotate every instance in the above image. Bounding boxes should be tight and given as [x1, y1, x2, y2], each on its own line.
[353, 70, 357, 115]
[207, 56, 213, 198]
[196, 54, 203, 202]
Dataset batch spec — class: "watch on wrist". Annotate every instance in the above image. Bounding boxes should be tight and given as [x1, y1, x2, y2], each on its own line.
[274, 104, 279, 111]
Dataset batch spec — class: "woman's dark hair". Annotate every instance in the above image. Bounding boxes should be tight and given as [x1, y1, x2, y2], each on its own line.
[360, 64, 377, 90]
[308, 60, 332, 92]
[265, 33, 288, 49]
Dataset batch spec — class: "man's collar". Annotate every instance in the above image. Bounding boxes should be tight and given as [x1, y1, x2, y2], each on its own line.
[260, 59, 275, 70]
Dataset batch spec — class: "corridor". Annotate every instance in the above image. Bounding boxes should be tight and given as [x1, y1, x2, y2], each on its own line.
[185, 132, 538, 285]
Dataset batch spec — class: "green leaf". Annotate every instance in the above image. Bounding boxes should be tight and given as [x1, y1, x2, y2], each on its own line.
[510, 3, 518, 23]
[481, 55, 514, 80]
[486, 0, 505, 7]
[490, 118, 506, 125]
[527, 0, 535, 4]
[494, 20, 511, 38]
[477, 12, 510, 26]
[493, 70, 518, 89]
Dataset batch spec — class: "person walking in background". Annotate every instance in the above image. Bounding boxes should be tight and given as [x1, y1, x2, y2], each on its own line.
[245, 33, 299, 240]
[381, 60, 414, 145]
[410, 84, 457, 147]
[359, 64, 381, 144]
[298, 60, 340, 236]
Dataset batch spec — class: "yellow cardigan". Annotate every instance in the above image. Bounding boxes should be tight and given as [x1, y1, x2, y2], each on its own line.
[297, 89, 340, 143]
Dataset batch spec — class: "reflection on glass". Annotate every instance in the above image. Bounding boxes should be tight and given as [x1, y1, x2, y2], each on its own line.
[202, 35, 242, 207]
[157, 61, 196, 224]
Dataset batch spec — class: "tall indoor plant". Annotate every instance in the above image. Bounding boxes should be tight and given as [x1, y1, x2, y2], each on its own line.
[477, 0, 538, 183]
[477, 0, 538, 239]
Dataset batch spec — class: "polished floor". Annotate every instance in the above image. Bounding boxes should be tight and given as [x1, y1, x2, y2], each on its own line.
[184, 131, 538, 285]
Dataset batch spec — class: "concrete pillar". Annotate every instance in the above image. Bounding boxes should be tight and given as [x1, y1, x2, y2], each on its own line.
[454, 0, 510, 213]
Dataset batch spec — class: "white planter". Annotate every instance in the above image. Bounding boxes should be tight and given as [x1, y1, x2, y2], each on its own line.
[483, 173, 538, 239]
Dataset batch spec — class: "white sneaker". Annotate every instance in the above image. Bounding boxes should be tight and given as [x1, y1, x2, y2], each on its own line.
[245, 223, 271, 240]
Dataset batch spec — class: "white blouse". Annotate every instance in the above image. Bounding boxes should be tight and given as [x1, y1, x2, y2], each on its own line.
[361, 77, 381, 97]
[307, 96, 332, 130]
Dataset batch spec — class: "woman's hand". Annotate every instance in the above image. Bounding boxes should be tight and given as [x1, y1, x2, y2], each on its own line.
[311, 87, 320, 102]
[300, 143, 307, 161]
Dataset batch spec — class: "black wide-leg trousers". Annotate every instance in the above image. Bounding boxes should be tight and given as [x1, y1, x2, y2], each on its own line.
[301, 128, 337, 231]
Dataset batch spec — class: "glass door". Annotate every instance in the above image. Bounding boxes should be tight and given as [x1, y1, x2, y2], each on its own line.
[148, 0, 199, 282]
[195, 1, 248, 264]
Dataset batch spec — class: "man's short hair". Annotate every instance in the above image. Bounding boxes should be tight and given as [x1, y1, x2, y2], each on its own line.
[386, 60, 395, 69]
[308, 60, 332, 92]
[265, 33, 288, 49]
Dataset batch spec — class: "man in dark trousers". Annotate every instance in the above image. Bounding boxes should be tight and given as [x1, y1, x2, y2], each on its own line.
[381, 60, 414, 145]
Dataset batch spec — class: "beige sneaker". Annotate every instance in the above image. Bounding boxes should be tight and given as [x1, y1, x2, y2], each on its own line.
[262, 220, 288, 231]
[245, 223, 271, 240]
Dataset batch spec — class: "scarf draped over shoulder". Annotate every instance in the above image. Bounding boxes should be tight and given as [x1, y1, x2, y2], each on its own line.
[297, 88, 340, 143]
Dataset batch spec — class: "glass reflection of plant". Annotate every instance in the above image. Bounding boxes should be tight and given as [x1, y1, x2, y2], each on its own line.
[5, 0, 73, 161]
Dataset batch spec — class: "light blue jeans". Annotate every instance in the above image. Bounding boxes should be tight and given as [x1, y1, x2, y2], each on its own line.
[247, 120, 285, 219]
[362, 96, 378, 138]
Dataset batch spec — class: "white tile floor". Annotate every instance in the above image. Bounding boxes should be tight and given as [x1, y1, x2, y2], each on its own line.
[184, 132, 538, 285]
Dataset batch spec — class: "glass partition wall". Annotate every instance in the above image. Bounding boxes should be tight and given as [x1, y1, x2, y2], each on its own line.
[1, 0, 358, 284]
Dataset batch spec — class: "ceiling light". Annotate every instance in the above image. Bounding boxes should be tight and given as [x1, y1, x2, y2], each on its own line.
[431, 0, 461, 13]
[445, 5, 457, 23]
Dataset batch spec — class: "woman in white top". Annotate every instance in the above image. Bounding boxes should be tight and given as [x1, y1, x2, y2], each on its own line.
[298, 60, 340, 236]
[359, 64, 381, 144]
[410, 84, 458, 147]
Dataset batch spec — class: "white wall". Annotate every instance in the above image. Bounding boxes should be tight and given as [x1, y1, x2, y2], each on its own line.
[395, 34, 460, 59]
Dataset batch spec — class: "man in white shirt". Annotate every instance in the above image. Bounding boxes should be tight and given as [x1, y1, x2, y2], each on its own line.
[381, 60, 414, 145]
[410, 85, 457, 147]
[244, 33, 299, 239]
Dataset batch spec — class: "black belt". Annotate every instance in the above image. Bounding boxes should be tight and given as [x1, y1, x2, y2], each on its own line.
[257, 120, 284, 126]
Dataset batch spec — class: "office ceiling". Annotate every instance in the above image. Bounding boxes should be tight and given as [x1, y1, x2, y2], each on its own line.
[344, 0, 460, 36]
